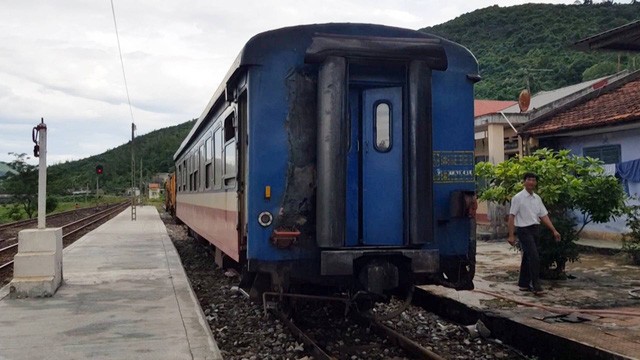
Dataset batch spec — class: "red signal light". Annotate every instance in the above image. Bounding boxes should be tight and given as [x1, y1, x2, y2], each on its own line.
[96, 165, 104, 175]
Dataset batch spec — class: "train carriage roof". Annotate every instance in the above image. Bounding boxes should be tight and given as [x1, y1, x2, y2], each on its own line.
[174, 23, 476, 160]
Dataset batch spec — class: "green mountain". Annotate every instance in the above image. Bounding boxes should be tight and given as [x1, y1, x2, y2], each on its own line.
[47, 120, 195, 194]
[424, 3, 640, 100]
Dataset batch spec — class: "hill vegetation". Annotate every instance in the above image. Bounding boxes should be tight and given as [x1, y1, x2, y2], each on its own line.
[46, 120, 195, 195]
[424, 2, 640, 100]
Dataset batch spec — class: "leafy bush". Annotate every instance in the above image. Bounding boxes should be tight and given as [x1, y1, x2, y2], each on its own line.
[45, 197, 58, 214]
[622, 204, 640, 265]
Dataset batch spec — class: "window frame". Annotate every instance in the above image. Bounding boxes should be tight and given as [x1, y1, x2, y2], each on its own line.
[373, 100, 392, 153]
[583, 144, 621, 164]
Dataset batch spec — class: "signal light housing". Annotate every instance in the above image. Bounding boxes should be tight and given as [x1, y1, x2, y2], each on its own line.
[96, 164, 104, 175]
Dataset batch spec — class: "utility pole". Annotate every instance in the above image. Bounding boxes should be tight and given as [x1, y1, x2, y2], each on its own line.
[139, 158, 143, 206]
[131, 122, 136, 221]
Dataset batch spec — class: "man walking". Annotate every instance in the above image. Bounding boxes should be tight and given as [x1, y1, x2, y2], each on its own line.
[508, 172, 561, 295]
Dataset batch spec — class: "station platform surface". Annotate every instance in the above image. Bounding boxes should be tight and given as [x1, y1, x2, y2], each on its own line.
[420, 240, 640, 359]
[0, 206, 221, 360]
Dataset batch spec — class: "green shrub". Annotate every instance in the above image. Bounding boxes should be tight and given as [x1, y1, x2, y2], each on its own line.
[622, 204, 640, 265]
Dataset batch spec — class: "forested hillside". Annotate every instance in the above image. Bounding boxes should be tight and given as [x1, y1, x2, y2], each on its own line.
[424, 3, 640, 100]
[47, 120, 195, 194]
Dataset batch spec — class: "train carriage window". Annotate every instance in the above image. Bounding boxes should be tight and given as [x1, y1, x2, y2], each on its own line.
[214, 128, 222, 188]
[205, 136, 212, 190]
[224, 141, 236, 186]
[194, 149, 200, 191]
[189, 154, 194, 191]
[224, 115, 235, 142]
[223, 114, 237, 187]
[177, 164, 182, 193]
[199, 144, 205, 191]
[374, 102, 391, 152]
[182, 160, 187, 191]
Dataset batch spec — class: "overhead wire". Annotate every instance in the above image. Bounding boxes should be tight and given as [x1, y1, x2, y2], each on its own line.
[109, 0, 135, 125]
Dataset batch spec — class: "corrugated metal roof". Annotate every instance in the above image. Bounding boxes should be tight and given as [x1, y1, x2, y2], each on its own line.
[573, 20, 640, 52]
[500, 76, 612, 114]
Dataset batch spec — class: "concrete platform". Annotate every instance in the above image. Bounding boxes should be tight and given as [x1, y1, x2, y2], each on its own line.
[419, 240, 640, 359]
[0, 206, 222, 360]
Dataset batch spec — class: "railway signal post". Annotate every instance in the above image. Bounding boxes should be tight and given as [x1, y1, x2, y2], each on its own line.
[9, 118, 63, 298]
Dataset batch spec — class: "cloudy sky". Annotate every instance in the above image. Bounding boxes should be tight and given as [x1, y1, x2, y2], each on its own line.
[0, 0, 592, 165]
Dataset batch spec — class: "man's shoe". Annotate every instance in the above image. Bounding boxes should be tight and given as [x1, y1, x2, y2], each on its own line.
[519, 287, 530, 292]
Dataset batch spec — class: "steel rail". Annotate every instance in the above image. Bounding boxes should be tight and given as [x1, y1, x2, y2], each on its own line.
[62, 204, 127, 238]
[0, 243, 18, 254]
[366, 317, 446, 360]
[271, 308, 336, 360]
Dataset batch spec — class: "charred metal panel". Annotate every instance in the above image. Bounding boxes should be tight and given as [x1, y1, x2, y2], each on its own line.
[305, 34, 448, 71]
[317, 56, 347, 248]
[275, 68, 318, 249]
[408, 60, 433, 245]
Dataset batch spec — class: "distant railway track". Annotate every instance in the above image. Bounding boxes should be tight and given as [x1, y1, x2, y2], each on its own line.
[0, 205, 111, 231]
[0, 202, 129, 281]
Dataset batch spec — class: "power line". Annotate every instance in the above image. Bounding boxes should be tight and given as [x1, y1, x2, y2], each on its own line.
[109, 0, 137, 220]
[109, 0, 135, 125]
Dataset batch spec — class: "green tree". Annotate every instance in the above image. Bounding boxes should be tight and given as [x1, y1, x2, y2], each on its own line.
[1, 153, 38, 219]
[475, 148, 626, 278]
[582, 61, 618, 81]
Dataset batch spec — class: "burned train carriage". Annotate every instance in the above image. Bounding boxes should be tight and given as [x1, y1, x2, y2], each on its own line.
[173, 23, 478, 296]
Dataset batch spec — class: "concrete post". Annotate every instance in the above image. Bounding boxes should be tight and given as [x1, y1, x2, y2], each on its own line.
[486, 123, 507, 239]
[37, 120, 46, 229]
[487, 123, 504, 165]
[10, 119, 63, 298]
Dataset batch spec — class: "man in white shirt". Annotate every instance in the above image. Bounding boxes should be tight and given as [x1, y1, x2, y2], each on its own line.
[508, 172, 561, 295]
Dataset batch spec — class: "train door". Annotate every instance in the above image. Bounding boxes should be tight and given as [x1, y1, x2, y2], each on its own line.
[346, 86, 404, 246]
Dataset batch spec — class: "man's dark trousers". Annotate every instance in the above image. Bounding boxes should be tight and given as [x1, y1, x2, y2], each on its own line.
[516, 224, 542, 291]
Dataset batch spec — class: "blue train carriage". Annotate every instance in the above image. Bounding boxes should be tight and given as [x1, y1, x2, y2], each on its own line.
[173, 23, 479, 298]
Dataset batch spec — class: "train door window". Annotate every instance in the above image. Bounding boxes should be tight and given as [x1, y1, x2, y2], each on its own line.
[374, 102, 391, 152]
[214, 127, 222, 188]
[223, 114, 237, 187]
[205, 135, 212, 189]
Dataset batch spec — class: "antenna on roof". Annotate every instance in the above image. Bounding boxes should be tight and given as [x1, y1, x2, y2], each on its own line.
[519, 68, 553, 112]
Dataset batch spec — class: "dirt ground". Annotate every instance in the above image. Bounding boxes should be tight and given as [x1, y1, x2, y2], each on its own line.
[476, 241, 640, 309]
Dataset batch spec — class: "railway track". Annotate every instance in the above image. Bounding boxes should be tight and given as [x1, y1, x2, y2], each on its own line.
[0, 202, 129, 277]
[264, 292, 447, 360]
[0, 204, 109, 231]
